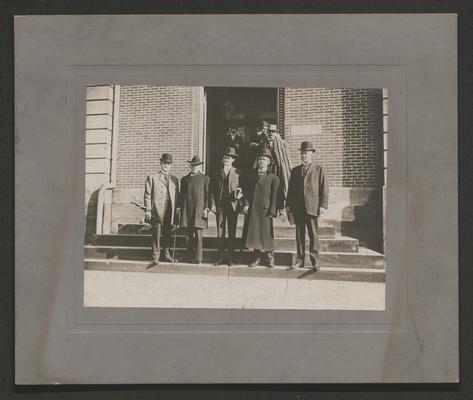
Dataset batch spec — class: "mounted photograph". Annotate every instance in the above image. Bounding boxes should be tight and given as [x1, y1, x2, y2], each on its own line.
[83, 85, 388, 310]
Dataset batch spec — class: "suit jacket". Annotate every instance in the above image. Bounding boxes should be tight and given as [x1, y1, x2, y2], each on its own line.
[209, 166, 242, 212]
[286, 163, 329, 217]
[179, 172, 210, 229]
[144, 172, 179, 225]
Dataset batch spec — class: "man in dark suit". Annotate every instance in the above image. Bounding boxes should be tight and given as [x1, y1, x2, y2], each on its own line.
[243, 148, 280, 268]
[210, 147, 243, 266]
[179, 155, 210, 264]
[286, 141, 329, 270]
[144, 153, 179, 266]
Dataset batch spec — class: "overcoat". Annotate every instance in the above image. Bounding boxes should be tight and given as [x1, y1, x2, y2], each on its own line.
[255, 134, 291, 209]
[286, 163, 329, 216]
[209, 166, 242, 212]
[244, 170, 280, 252]
[144, 172, 179, 225]
[179, 172, 210, 229]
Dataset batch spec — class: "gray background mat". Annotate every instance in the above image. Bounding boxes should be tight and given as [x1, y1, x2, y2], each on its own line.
[14, 14, 457, 384]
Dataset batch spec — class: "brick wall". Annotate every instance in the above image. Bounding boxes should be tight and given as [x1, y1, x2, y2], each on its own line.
[284, 88, 384, 187]
[116, 85, 202, 188]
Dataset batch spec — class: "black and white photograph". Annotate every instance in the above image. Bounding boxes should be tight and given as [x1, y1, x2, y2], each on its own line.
[83, 85, 388, 310]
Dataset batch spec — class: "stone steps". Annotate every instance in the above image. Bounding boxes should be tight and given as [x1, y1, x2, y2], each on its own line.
[84, 245, 385, 269]
[84, 258, 385, 283]
[91, 234, 359, 253]
[114, 223, 338, 238]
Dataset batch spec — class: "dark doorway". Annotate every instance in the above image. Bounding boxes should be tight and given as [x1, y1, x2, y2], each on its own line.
[204, 87, 278, 176]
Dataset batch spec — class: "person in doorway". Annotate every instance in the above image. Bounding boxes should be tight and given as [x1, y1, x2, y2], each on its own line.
[286, 141, 329, 270]
[257, 124, 291, 213]
[179, 156, 211, 264]
[210, 147, 243, 266]
[248, 120, 269, 172]
[143, 153, 180, 266]
[223, 127, 244, 156]
[243, 148, 280, 268]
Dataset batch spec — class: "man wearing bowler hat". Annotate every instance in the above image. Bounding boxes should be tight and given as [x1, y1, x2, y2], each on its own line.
[179, 155, 210, 264]
[210, 147, 243, 266]
[243, 147, 280, 268]
[286, 141, 329, 270]
[144, 153, 180, 266]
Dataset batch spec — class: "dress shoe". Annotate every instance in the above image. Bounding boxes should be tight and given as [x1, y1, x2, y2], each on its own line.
[291, 259, 304, 269]
[266, 255, 275, 268]
[214, 256, 227, 266]
[249, 258, 261, 267]
[161, 249, 174, 263]
[149, 259, 159, 267]
[309, 253, 319, 269]
[227, 259, 235, 266]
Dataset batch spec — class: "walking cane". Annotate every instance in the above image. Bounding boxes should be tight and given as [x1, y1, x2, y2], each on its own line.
[172, 208, 181, 265]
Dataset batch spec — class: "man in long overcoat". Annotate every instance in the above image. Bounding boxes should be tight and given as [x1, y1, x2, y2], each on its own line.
[257, 124, 291, 212]
[179, 156, 210, 264]
[286, 141, 329, 270]
[243, 148, 280, 268]
[144, 153, 179, 265]
[210, 147, 243, 266]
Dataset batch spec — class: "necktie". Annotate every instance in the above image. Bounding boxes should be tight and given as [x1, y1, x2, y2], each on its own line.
[302, 163, 310, 176]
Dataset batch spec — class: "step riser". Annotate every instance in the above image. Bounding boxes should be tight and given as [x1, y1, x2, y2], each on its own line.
[85, 247, 384, 269]
[85, 261, 385, 283]
[116, 225, 337, 238]
[92, 236, 358, 253]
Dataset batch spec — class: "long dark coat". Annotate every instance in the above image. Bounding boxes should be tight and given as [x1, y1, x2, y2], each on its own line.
[286, 163, 329, 216]
[244, 170, 280, 252]
[144, 172, 179, 225]
[209, 166, 242, 212]
[179, 172, 210, 229]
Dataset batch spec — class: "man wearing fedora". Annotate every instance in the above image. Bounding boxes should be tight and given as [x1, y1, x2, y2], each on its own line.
[179, 155, 211, 264]
[243, 147, 280, 268]
[144, 153, 180, 266]
[210, 147, 243, 266]
[286, 141, 329, 270]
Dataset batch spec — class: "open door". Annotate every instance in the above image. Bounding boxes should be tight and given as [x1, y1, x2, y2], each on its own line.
[204, 87, 278, 177]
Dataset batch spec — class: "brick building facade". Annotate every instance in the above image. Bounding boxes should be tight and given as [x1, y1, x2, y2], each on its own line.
[85, 85, 386, 251]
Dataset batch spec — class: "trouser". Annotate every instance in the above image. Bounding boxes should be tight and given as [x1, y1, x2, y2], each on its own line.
[151, 201, 172, 261]
[295, 213, 319, 261]
[186, 228, 203, 262]
[216, 200, 238, 259]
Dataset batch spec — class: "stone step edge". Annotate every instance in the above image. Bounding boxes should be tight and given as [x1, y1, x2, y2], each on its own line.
[84, 258, 385, 283]
[84, 245, 378, 256]
[93, 234, 354, 241]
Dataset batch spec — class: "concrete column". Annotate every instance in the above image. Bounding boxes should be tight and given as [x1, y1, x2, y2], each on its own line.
[85, 85, 115, 239]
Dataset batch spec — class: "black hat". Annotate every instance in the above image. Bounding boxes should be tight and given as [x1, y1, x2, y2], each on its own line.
[187, 155, 204, 166]
[299, 141, 316, 152]
[257, 148, 272, 160]
[223, 147, 238, 158]
[160, 153, 173, 163]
